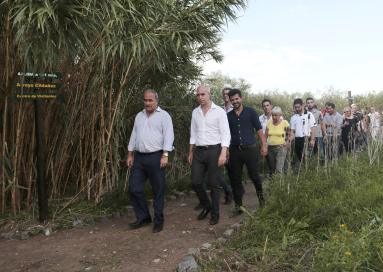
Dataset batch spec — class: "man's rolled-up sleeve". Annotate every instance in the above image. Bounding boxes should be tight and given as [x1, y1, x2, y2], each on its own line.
[219, 110, 231, 147]
[162, 113, 174, 151]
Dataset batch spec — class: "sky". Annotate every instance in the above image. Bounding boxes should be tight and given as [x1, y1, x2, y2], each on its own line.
[203, 0, 383, 96]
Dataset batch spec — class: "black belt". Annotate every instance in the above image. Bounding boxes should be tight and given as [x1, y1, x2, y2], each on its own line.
[231, 143, 256, 151]
[195, 144, 221, 150]
[135, 150, 162, 155]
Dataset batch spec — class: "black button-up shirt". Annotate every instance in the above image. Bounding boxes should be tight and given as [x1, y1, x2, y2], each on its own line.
[227, 106, 262, 145]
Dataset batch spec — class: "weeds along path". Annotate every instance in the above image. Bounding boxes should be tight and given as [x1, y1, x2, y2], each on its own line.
[0, 183, 257, 272]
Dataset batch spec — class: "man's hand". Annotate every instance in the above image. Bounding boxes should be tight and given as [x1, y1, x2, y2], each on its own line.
[260, 144, 268, 156]
[218, 153, 227, 167]
[218, 147, 227, 166]
[310, 138, 316, 147]
[188, 152, 193, 165]
[126, 152, 134, 168]
[160, 155, 168, 168]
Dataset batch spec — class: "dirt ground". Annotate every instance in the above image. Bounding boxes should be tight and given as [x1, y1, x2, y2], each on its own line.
[0, 183, 258, 272]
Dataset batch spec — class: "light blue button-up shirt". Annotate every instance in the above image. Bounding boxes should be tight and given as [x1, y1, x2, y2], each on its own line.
[128, 107, 174, 153]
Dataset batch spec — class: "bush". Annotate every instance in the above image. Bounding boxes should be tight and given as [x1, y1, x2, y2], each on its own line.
[200, 153, 383, 271]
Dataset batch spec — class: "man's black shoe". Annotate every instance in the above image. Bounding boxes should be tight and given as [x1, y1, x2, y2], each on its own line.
[197, 208, 211, 220]
[194, 203, 203, 211]
[128, 217, 152, 230]
[224, 192, 233, 205]
[209, 216, 219, 225]
[153, 223, 163, 233]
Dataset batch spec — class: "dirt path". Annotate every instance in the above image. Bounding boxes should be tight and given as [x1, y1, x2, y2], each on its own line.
[0, 183, 258, 272]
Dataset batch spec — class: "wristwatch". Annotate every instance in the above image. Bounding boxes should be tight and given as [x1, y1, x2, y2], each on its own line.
[162, 152, 169, 157]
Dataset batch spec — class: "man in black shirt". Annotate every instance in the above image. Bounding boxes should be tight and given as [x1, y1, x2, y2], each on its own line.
[227, 89, 268, 215]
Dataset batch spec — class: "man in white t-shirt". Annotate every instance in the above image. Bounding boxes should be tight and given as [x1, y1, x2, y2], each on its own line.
[289, 98, 316, 162]
[259, 99, 272, 133]
[259, 99, 273, 177]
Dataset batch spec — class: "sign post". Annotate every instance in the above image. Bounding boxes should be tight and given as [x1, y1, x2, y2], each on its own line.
[347, 91, 353, 106]
[15, 72, 62, 222]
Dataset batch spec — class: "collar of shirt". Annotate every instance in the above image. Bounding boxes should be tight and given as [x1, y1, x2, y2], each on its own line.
[198, 102, 218, 113]
[223, 104, 234, 113]
[259, 114, 270, 121]
[142, 106, 162, 114]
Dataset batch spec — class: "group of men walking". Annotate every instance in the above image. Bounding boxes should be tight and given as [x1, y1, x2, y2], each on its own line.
[125, 86, 382, 233]
[126, 86, 267, 232]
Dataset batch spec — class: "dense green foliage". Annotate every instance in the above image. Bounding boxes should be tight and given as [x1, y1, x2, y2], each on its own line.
[0, 0, 247, 215]
[199, 153, 383, 271]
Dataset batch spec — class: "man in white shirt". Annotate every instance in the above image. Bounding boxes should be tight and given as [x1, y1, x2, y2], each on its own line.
[188, 85, 231, 225]
[259, 99, 274, 177]
[222, 87, 234, 113]
[259, 99, 273, 133]
[289, 98, 316, 162]
[369, 107, 381, 139]
[126, 89, 174, 233]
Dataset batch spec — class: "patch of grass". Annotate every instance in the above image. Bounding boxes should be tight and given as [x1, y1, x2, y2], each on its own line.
[200, 153, 383, 271]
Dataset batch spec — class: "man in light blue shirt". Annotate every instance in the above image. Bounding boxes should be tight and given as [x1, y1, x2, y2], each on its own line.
[126, 89, 174, 233]
[321, 102, 343, 160]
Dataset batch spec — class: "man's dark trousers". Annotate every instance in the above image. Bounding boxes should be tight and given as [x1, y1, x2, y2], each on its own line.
[228, 145, 263, 206]
[191, 145, 221, 219]
[294, 137, 306, 161]
[129, 151, 165, 225]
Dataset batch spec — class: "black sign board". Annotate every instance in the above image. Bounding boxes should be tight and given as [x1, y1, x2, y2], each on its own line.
[15, 71, 62, 100]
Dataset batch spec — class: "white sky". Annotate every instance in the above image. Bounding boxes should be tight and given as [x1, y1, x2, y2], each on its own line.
[203, 0, 383, 95]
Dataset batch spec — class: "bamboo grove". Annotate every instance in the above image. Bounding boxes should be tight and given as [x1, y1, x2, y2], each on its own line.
[0, 0, 247, 216]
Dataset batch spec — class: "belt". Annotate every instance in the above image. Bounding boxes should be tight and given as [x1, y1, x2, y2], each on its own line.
[195, 144, 221, 150]
[231, 143, 256, 151]
[135, 150, 162, 155]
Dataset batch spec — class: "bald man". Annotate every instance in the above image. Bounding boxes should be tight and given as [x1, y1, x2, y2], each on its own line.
[188, 85, 231, 225]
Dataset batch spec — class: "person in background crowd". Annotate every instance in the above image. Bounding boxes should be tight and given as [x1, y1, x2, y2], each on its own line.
[341, 106, 357, 152]
[321, 102, 343, 160]
[188, 85, 231, 225]
[126, 89, 174, 233]
[265, 106, 290, 174]
[306, 97, 324, 161]
[227, 89, 268, 216]
[350, 103, 365, 151]
[222, 87, 234, 113]
[289, 98, 316, 164]
[369, 107, 381, 139]
[259, 99, 274, 177]
[259, 99, 273, 133]
[220, 87, 234, 204]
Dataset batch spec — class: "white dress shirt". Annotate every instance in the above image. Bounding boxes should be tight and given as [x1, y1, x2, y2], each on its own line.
[259, 114, 271, 134]
[223, 104, 234, 113]
[128, 107, 174, 153]
[290, 111, 316, 137]
[190, 102, 231, 147]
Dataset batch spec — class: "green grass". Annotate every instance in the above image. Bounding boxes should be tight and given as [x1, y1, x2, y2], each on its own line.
[200, 153, 383, 271]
